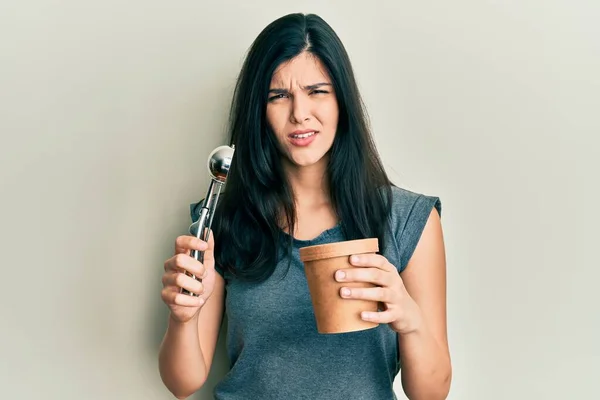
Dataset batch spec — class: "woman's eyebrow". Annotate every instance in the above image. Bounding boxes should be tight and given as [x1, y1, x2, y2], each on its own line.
[268, 88, 288, 94]
[268, 82, 332, 93]
[303, 82, 332, 90]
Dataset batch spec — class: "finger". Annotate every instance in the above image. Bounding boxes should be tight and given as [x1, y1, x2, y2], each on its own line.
[181, 229, 215, 268]
[168, 272, 204, 296]
[360, 310, 395, 324]
[164, 253, 205, 277]
[335, 267, 389, 287]
[162, 287, 205, 307]
[175, 235, 208, 255]
[161, 270, 204, 291]
[164, 253, 206, 277]
[348, 254, 395, 272]
[339, 286, 396, 303]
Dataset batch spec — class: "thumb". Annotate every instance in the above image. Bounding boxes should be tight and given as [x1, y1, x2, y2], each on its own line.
[189, 221, 215, 264]
[202, 228, 215, 265]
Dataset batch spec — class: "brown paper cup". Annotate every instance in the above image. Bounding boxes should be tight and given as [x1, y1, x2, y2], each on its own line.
[299, 238, 380, 334]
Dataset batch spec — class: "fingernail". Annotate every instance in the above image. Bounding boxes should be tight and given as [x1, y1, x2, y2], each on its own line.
[341, 287, 351, 297]
[336, 270, 345, 281]
[350, 255, 359, 263]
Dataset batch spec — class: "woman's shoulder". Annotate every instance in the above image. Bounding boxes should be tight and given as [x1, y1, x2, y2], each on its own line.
[382, 184, 442, 272]
[387, 185, 442, 219]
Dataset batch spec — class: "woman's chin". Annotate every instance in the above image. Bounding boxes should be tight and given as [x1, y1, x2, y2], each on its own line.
[280, 153, 315, 167]
[289, 155, 328, 169]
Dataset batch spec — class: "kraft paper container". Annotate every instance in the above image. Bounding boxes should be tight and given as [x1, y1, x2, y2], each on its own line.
[299, 238, 380, 334]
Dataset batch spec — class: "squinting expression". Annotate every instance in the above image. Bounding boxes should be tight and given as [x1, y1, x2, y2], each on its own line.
[266, 52, 339, 170]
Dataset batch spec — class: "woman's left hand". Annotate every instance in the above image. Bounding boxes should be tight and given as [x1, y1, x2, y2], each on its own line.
[335, 254, 424, 335]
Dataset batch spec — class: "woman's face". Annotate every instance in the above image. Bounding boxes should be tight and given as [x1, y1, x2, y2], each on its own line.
[266, 52, 339, 170]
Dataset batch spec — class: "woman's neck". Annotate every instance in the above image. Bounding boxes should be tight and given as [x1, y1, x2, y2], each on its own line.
[283, 158, 330, 208]
[281, 157, 340, 239]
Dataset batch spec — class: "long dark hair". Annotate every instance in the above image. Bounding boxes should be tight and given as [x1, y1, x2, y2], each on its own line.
[212, 13, 393, 282]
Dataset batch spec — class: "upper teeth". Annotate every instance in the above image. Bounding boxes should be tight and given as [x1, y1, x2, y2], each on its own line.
[293, 132, 315, 138]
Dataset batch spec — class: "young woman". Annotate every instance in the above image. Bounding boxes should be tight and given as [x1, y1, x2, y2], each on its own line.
[159, 13, 451, 400]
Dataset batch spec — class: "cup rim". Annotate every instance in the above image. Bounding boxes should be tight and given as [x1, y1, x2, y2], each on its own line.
[299, 238, 379, 262]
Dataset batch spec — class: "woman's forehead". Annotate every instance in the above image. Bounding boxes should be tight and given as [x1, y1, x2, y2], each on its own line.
[270, 54, 330, 87]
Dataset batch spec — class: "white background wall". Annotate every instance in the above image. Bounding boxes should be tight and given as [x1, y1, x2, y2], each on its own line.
[1, 1, 598, 399]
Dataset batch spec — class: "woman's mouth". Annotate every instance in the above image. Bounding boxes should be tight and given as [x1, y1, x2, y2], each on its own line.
[288, 130, 318, 146]
[291, 131, 316, 139]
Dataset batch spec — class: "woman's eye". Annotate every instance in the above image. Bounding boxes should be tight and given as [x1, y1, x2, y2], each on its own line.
[310, 90, 329, 95]
[268, 93, 287, 101]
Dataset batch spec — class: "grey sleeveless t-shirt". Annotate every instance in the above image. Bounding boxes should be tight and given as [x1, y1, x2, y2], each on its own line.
[190, 185, 442, 399]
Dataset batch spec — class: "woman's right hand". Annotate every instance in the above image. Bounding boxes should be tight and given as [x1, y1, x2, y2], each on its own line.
[161, 232, 216, 324]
